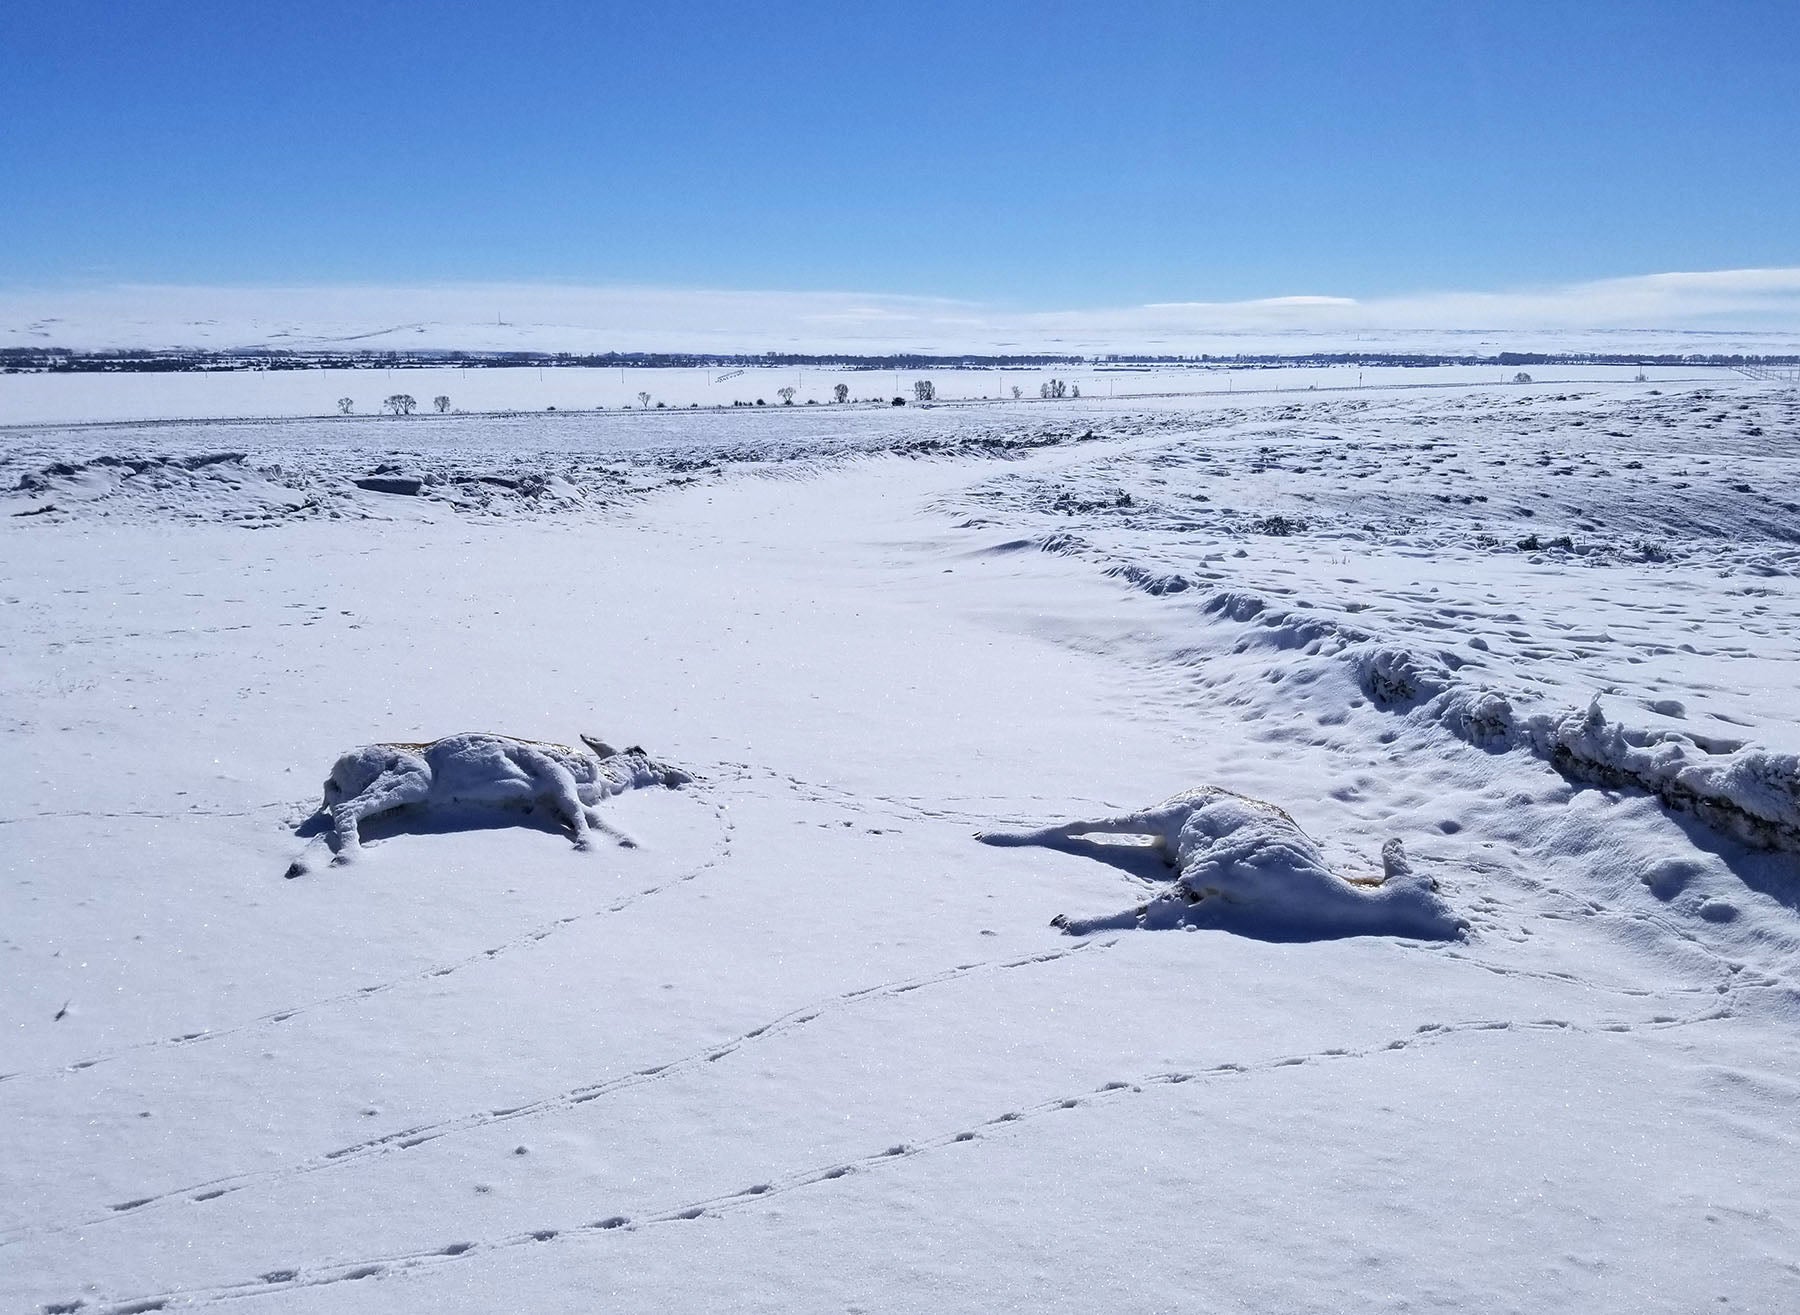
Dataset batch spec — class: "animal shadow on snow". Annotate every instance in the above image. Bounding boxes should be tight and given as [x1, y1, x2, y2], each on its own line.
[1599, 789, 1800, 921]
[978, 786, 1466, 943]
[287, 732, 692, 877]
[292, 802, 582, 846]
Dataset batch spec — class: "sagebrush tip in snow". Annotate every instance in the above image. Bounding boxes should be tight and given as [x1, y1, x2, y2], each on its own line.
[979, 786, 1465, 941]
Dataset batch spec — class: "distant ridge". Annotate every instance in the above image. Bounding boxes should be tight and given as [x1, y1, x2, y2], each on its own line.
[7, 347, 1798, 374]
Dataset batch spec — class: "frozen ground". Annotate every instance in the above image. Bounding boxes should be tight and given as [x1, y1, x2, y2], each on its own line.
[3, 377, 1799, 1313]
[0, 360, 1717, 426]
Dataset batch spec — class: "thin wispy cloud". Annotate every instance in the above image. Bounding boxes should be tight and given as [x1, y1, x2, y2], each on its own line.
[1029, 269, 1800, 337]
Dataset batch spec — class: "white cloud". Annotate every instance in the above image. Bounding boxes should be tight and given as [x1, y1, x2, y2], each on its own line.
[5, 268, 1800, 356]
[1024, 269, 1800, 340]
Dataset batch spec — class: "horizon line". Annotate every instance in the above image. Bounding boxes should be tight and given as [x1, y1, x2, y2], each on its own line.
[6, 266, 1800, 354]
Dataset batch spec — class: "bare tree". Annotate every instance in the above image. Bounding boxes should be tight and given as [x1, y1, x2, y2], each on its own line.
[778, 386, 797, 405]
[833, 382, 849, 404]
[1039, 379, 1067, 400]
[637, 391, 651, 409]
[1070, 384, 1080, 398]
[383, 394, 418, 416]
[1011, 385, 1022, 400]
[913, 379, 935, 402]
[433, 395, 450, 413]
[337, 397, 354, 415]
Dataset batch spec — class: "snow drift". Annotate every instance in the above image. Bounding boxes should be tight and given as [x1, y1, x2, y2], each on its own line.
[1352, 644, 1800, 852]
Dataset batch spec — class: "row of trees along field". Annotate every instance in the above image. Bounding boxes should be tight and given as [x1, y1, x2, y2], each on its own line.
[334, 378, 1083, 415]
[335, 395, 448, 415]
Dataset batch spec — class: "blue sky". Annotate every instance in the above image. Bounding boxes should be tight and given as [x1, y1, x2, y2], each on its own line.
[3, 1, 1797, 309]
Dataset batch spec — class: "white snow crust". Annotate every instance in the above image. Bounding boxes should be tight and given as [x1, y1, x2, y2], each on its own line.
[0, 359, 1716, 427]
[4, 371, 1799, 1314]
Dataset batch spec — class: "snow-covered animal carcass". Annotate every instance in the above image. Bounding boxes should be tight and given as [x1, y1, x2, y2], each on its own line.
[289, 732, 692, 874]
[978, 786, 1464, 940]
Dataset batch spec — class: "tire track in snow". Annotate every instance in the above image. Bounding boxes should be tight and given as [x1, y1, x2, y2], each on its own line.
[59, 1001, 1732, 1314]
[0, 938, 1117, 1250]
[0, 794, 735, 1088]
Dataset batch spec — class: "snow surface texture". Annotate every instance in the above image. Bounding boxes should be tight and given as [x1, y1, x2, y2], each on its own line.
[979, 787, 1464, 940]
[944, 383, 1800, 861]
[5, 371, 1800, 1314]
[0, 360, 1717, 427]
[295, 734, 692, 873]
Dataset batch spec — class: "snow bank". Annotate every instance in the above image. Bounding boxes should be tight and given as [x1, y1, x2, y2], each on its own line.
[1, 444, 648, 523]
[1, 407, 1110, 525]
[980, 787, 1465, 941]
[1534, 702, 1800, 851]
[1003, 486, 1800, 861]
[1036, 533, 1800, 862]
[1341, 641, 1800, 849]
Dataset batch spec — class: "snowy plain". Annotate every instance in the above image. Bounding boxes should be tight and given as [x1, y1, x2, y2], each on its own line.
[0, 360, 1715, 427]
[3, 371, 1799, 1313]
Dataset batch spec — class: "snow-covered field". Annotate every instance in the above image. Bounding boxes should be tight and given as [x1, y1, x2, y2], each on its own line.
[4, 376, 1799, 1313]
[0, 361, 1715, 427]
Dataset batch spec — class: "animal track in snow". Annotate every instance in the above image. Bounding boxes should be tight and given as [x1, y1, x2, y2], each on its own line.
[0, 937, 1117, 1249]
[0, 793, 734, 1088]
[708, 759, 1123, 832]
[64, 1002, 1731, 1314]
[0, 801, 295, 828]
